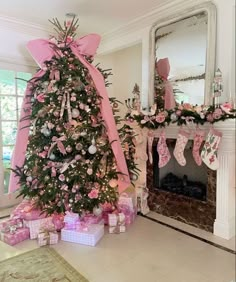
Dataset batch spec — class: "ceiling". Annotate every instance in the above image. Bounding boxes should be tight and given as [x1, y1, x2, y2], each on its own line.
[0, 0, 169, 36]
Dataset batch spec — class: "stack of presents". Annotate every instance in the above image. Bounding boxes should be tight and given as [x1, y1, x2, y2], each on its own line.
[0, 187, 137, 247]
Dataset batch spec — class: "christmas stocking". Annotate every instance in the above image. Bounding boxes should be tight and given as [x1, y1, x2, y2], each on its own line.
[192, 128, 205, 166]
[201, 128, 222, 170]
[173, 128, 191, 166]
[147, 130, 154, 164]
[157, 130, 171, 168]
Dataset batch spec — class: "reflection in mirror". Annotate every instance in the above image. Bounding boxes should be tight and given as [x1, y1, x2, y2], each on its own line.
[155, 12, 208, 106]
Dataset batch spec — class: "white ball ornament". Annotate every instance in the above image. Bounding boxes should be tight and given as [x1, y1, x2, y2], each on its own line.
[71, 108, 80, 118]
[49, 153, 56, 160]
[88, 138, 97, 154]
[93, 206, 102, 216]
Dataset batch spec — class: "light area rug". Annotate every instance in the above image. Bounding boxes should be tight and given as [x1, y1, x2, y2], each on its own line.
[0, 246, 89, 281]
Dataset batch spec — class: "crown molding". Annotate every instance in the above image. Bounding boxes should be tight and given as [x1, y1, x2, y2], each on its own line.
[0, 14, 51, 37]
[98, 0, 208, 54]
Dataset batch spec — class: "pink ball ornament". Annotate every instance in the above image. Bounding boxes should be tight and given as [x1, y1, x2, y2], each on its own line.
[87, 168, 93, 175]
[109, 179, 118, 188]
[66, 145, 73, 153]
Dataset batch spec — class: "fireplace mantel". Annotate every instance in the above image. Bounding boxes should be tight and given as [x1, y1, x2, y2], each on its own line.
[132, 119, 235, 239]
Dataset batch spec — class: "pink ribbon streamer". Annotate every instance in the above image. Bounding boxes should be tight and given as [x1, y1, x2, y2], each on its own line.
[156, 58, 176, 110]
[9, 34, 131, 193]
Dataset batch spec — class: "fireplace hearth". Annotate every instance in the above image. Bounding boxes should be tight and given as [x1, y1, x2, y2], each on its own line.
[147, 137, 216, 232]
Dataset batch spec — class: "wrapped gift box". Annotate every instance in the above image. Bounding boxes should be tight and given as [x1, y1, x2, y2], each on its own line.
[0, 219, 29, 246]
[63, 211, 79, 229]
[38, 226, 58, 246]
[11, 198, 46, 220]
[118, 191, 136, 212]
[83, 214, 104, 225]
[24, 217, 52, 239]
[61, 224, 104, 246]
[109, 225, 126, 234]
[118, 204, 137, 226]
[108, 213, 125, 227]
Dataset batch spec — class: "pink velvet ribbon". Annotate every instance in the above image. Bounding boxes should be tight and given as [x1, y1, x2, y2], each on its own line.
[9, 34, 131, 193]
[156, 58, 176, 110]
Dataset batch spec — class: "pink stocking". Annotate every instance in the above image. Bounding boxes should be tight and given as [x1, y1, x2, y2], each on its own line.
[173, 128, 191, 166]
[157, 130, 171, 168]
[192, 128, 205, 166]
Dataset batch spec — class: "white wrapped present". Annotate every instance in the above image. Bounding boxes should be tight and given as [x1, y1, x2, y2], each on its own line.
[38, 224, 58, 246]
[108, 213, 125, 227]
[64, 211, 79, 224]
[109, 225, 126, 234]
[61, 224, 104, 246]
[24, 217, 52, 239]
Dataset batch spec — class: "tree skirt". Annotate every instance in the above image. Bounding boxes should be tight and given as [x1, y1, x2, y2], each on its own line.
[0, 247, 89, 281]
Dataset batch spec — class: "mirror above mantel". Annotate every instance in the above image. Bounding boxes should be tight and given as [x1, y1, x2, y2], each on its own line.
[148, 2, 216, 108]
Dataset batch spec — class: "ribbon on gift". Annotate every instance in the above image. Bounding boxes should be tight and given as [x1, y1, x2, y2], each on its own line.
[1, 219, 23, 234]
[47, 136, 67, 157]
[75, 220, 89, 232]
[9, 34, 130, 194]
[38, 223, 57, 245]
[156, 58, 176, 110]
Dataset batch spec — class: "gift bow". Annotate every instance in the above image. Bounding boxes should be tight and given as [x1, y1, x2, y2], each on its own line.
[156, 58, 176, 110]
[1, 220, 23, 234]
[9, 34, 130, 194]
[39, 223, 57, 245]
[47, 135, 67, 157]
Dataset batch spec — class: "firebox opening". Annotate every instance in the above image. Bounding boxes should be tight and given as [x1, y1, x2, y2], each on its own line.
[153, 139, 208, 201]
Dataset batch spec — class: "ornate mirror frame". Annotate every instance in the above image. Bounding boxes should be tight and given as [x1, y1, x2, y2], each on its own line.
[148, 2, 216, 108]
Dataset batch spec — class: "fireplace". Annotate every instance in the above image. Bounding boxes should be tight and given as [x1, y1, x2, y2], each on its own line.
[147, 138, 216, 232]
[133, 120, 235, 239]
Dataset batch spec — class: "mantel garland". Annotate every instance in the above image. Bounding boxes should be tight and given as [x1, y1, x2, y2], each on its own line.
[125, 102, 236, 129]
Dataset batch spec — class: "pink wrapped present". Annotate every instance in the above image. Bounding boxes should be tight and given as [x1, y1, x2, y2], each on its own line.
[24, 217, 52, 239]
[108, 213, 126, 234]
[118, 204, 137, 226]
[38, 223, 58, 246]
[0, 219, 29, 246]
[83, 214, 104, 225]
[11, 198, 46, 220]
[118, 192, 136, 212]
[61, 224, 104, 246]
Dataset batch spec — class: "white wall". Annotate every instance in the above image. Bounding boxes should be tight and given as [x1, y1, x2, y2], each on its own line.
[97, 44, 142, 118]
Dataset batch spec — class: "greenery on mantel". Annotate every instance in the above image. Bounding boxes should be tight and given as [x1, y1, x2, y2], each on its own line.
[125, 102, 236, 130]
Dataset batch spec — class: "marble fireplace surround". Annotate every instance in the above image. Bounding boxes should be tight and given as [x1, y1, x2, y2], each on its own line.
[134, 119, 235, 240]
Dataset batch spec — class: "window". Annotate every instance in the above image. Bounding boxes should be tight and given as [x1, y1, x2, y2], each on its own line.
[0, 69, 31, 206]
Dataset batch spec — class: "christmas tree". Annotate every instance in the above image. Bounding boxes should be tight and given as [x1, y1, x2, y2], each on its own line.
[11, 18, 138, 215]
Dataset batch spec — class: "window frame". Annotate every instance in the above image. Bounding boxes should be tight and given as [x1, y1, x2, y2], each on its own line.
[0, 61, 35, 209]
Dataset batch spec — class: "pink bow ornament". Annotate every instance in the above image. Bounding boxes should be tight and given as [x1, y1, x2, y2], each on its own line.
[47, 135, 67, 157]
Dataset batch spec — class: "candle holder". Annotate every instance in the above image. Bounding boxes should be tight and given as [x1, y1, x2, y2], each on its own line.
[125, 83, 141, 114]
[212, 68, 223, 108]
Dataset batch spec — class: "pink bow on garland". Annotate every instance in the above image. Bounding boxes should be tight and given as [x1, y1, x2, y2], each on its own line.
[156, 58, 176, 110]
[9, 34, 131, 194]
